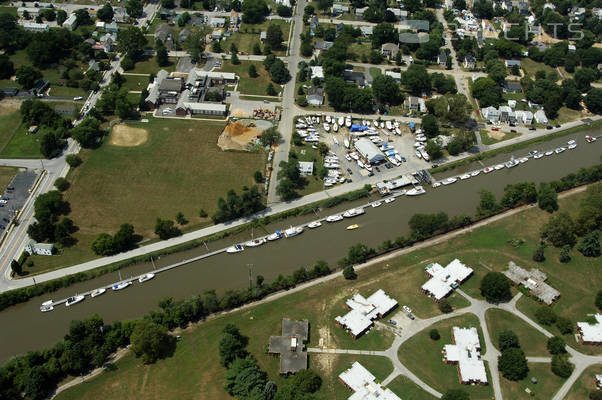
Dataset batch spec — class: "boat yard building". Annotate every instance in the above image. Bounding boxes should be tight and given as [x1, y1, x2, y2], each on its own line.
[502, 262, 560, 305]
[421, 259, 473, 301]
[577, 314, 602, 345]
[335, 289, 397, 338]
[375, 175, 418, 195]
[444, 327, 488, 385]
[268, 319, 309, 374]
[339, 362, 401, 399]
[354, 138, 385, 164]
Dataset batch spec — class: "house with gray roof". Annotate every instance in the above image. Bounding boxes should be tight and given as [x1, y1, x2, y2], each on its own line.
[307, 87, 324, 105]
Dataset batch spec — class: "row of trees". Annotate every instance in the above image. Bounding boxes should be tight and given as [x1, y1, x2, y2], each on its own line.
[91, 224, 140, 256]
[20, 100, 69, 158]
[211, 186, 265, 223]
[27, 191, 75, 247]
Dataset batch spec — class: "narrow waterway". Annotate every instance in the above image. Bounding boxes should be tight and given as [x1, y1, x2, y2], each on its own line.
[0, 128, 600, 362]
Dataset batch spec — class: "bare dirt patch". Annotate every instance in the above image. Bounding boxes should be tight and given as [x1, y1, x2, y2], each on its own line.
[230, 108, 250, 118]
[486, 129, 505, 140]
[217, 120, 263, 151]
[109, 124, 149, 147]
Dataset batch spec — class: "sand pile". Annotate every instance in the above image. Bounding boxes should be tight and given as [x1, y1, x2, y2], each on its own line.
[217, 121, 263, 151]
[109, 124, 149, 147]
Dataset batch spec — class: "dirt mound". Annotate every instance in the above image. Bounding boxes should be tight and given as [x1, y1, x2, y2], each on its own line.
[110, 124, 149, 147]
[230, 108, 250, 118]
[486, 129, 506, 140]
[218, 121, 262, 151]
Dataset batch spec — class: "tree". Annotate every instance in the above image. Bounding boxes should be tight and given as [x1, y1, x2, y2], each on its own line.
[224, 355, 267, 398]
[477, 189, 499, 216]
[559, 245, 571, 263]
[10, 259, 21, 276]
[241, 0, 269, 23]
[425, 140, 442, 160]
[230, 52, 240, 65]
[441, 389, 470, 400]
[259, 127, 281, 146]
[162, 0, 176, 8]
[480, 272, 511, 303]
[183, 28, 206, 61]
[499, 330, 520, 351]
[266, 24, 284, 50]
[551, 354, 574, 378]
[199, 209, 208, 218]
[584, 88, 602, 114]
[540, 212, 576, 247]
[117, 27, 147, 60]
[74, 9, 92, 26]
[0, 54, 14, 79]
[421, 114, 439, 138]
[156, 42, 169, 67]
[430, 329, 440, 340]
[372, 23, 398, 48]
[538, 183, 558, 213]
[97, 3, 114, 22]
[130, 319, 173, 364]
[266, 83, 277, 96]
[91, 233, 115, 256]
[343, 265, 357, 280]
[219, 324, 248, 367]
[372, 75, 402, 105]
[438, 299, 453, 313]
[277, 5, 292, 17]
[71, 117, 104, 148]
[175, 212, 187, 225]
[66, 155, 82, 168]
[268, 59, 290, 84]
[248, 64, 258, 77]
[346, 243, 372, 264]
[402, 64, 431, 93]
[532, 244, 546, 262]
[56, 9, 67, 25]
[125, 0, 144, 18]
[40, 130, 66, 159]
[498, 348, 529, 381]
[54, 177, 69, 192]
[154, 218, 181, 240]
[556, 317, 573, 334]
[578, 230, 600, 257]
[15, 65, 42, 89]
[535, 306, 556, 326]
[547, 337, 566, 355]
[24, 365, 53, 400]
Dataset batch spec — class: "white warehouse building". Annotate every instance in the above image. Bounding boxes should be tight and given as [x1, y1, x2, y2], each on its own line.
[354, 138, 384, 164]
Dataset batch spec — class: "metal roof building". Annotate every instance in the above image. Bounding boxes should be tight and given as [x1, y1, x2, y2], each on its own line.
[577, 314, 602, 344]
[339, 362, 401, 399]
[444, 327, 488, 385]
[354, 138, 384, 164]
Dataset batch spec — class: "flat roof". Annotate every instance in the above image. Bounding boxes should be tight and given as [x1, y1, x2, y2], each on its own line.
[445, 327, 488, 384]
[577, 314, 602, 343]
[335, 289, 397, 337]
[339, 362, 401, 399]
[422, 259, 473, 300]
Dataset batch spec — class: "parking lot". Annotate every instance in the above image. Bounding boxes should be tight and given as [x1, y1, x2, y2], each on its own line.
[0, 171, 38, 232]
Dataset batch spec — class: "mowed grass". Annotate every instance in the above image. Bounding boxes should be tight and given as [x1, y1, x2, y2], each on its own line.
[0, 101, 24, 154]
[130, 56, 177, 75]
[565, 364, 602, 400]
[0, 166, 18, 192]
[220, 60, 282, 96]
[521, 59, 557, 77]
[386, 375, 438, 400]
[122, 75, 151, 92]
[0, 124, 43, 158]
[485, 309, 550, 356]
[27, 117, 266, 273]
[397, 313, 494, 400]
[499, 362, 567, 400]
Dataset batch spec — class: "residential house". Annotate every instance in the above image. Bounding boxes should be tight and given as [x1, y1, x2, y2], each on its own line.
[464, 54, 476, 69]
[179, 28, 191, 42]
[343, 70, 366, 87]
[159, 9, 176, 20]
[310, 16, 319, 35]
[113, 7, 129, 23]
[332, 4, 350, 15]
[385, 70, 401, 82]
[336, 22, 345, 37]
[230, 11, 240, 31]
[517, 1, 529, 14]
[482, 106, 500, 122]
[498, 105, 515, 123]
[421, 259, 474, 301]
[386, 7, 407, 20]
[355, 7, 368, 17]
[22, 22, 49, 32]
[534, 109, 548, 124]
[190, 15, 204, 26]
[260, 31, 267, 42]
[334, 289, 397, 338]
[569, 6, 586, 20]
[145, 70, 181, 109]
[593, 8, 602, 18]
[210, 17, 226, 28]
[310, 66, 324, 80]
[503, 81, 522, 93]
[307, 87, 324, 105]
[25, 240, 54, 256]
[514, 110, 533, 125]
[404, 96, 421, 111]
[17, 7, 39, 18]
[155, 24, 173, 49]
[437, 50, 448, 66]
[505, 59, 521, 68]
[211, 30, 223, 41]
[444, 327, 488, 385]
[502, 262, 560, 305]
[105, 21, 119, 33]
[380, 43, 399, 59]
[568, 44, 576, 52]
[359, 26, 373, 36]
[543, 3, 555, 10]
[63, 14, 78, 31]
[314, 41, 334, 53]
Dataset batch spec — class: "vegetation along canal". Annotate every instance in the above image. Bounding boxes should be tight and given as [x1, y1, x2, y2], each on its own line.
[0, 128, 600, 362]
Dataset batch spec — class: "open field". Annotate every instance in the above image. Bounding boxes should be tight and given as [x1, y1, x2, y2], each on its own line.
[122, 75, 151, 92]
[397, 313, 494, 399]
[485, 309, 550, 356]
[220, 60, 282, 96]
[224, 20, 291, 56]
[521, 59, 557, 77]
[26, 117, 266, 273]
[499, 362, 567, 400]
[565, 364, 602, 400]
[0, 123, 43, 158]
[130, 56, 177, 75]
[386, 375, 438, 399]
[0, 166, 18, 192]
[480, 129, 521, 146]
[0, 101, 24, 154]
[53, 187, 600, 399]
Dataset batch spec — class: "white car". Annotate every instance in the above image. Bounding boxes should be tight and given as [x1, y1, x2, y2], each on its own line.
[402, 305, 412, 313]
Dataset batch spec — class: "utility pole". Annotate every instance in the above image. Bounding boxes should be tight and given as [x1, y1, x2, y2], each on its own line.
[247, 263, 253, 288]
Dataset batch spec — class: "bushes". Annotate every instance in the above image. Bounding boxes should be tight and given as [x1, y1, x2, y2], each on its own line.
[480, 272, 511, 303]
[54, 177, 69, 192]
[547, 336, 566, 354]
[551, 354, 574, 378]
[498, 330, 520, 351]
[429, 329, 440, 340]
[535, 306, 557, 326]
[438, 299, 453, 313]
[343, 265, 357, 280]
[498, 347, 529, 381]
[578, 230, 600, 257]
[66, 154, 82, 168]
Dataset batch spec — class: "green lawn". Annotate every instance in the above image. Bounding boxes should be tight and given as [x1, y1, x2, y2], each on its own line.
[49, 85, 89, 98]
[565, 364, 602, 400]
[122, 74, 151, 92]
[220, 60, 282, 96]
[0, 123, 43, 158]
[370, 67, 382, 78]
[0, 166, 18, 192]
[520, 59, 557, 78]
[0, 6, 17, 16]
[224, 21, 291, 56]
[386, 375, 438, 400]
[25, 117, 266, 274]
[500, 362, 567, 400]
[398, 313, 494, 399]
[130, 56, 177, 75]
[485, 309, 550, 356]
[0, 102, 24, 153]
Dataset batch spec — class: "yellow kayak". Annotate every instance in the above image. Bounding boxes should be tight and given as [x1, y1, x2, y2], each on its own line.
[346, 224, 359, 230]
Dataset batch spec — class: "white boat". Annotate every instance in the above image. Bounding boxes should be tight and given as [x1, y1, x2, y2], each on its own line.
[326, 115, 331, 123]
[285, 226, 304, 237]
[65, 295, 85, 307]
[534, 153, 544, 159]
[245, 238, 266, 247]
[344, 139, 350, 149]
[338, 116, 344, 126]
[384, 197, 395, 203]
[585, 135, 596, 143]
[326, 214, 343, 222]
[373, 120, 379, 127]
[415, 135, 427, 142]
[226, 244, 244, 253]
[470, 170, 481, 177]
[568, 143, 577, 150]
[385, 121, 392, 130]
[442, 177, 457, 185]
[267, 230, 282, 241]
[395, 128, 401, 135]
[371, 201, 382, 208]
[406, 186, 426, 196]
[333, 137, 339, 145]
[519, 157, 529, 163]
[357, 160, 365, 169]
[345, 154, 352, 161]
[395, 154, 402, 162]
[40, 300, 54, 312]
[333, 123, 339, 132]
[494, 164, 505, 170]
[555, 147, 566, 154]
[567, 139, 576, 145]
[138, 273, 155, 283]
[364, 164, 372, 172]
[419, 149, 430, 161]
[415, 150, 422, 159]
[324, 162, 340, 169]
[323, 123, 330, 132]
[343, 208, 365, 218]
[545, 150, 554, 156]
[380, 122, 385, 128]
[112, 281, 132, 291]
[505, 159, 519, 168]
[433, 182, 441, 188]
[91, 288, 106, 298]
[483, 167, 494, 173]
[308, 221, 322, 228]
[460, 174, 471, 180]
[350, 153, 359, 161]
[345, 118, 352, 128]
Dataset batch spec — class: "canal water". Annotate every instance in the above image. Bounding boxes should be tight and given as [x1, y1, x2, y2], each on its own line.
[0, 128, 600, 362]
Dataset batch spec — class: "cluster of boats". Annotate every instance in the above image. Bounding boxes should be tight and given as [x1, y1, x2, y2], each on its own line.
[40, 272, 156, 312]
[412, 131, 430, 161]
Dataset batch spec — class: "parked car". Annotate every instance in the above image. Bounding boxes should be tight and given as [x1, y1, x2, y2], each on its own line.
[546, 125, 553, 130]
[407, 313, 415, 320]
[402, 305, 412, 313]
[346, 168, 352, 174]
[388, 320, 397, 326]
[510, 129, 517, 133]
[529, 126, 536, 131]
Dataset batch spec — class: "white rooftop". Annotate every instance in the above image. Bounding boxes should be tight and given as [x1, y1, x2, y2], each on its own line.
[339, 362, 401, 400]
[310, 66, 324, 79]
[444, 327, 488, 384]
[577, 314, 602, 343]
[335, 289, 397, 337]
[193, 69, 237, 81]
[421, 259, 473, 300]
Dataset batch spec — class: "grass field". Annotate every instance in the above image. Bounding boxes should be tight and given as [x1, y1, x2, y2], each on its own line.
[397, 314, 494, 399]
[479, 129, 522, 145]
[130, 56, 177, 75]
[565, 364, 602, 400]
[485, 309, 550, 356]
[0, 123, 43, 158]
[0, 101, 24, 154]
[521, 59, 557, 77]
[499, 363, 567, 400]
[53, 187, 600, 400]
[26, 117, 266, 274]
[122, 75, 151, 92]
[386, 375, 438, 400]
[219, 60, 282, 96]
[224, 20, 291, 56]
[0, 166, 18, 192]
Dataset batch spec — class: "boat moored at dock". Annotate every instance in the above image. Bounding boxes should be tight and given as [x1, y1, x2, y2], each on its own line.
[267, 230, 283, 241]
[138, 273, 155, 283]
[91, 288, 106, 298]
[342, 208, 365, 218]
[326, 214, 343, 222]
[226, 244, 245, 253]
[40, 300, 54, 312]
[284, 226, 304, 238]
[308, 221, 322, 228]
[406, 186, 426, 196]
[245, 238, 266, 247]
[65, 295, 85, 307]
[112, 281, 132, 291]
